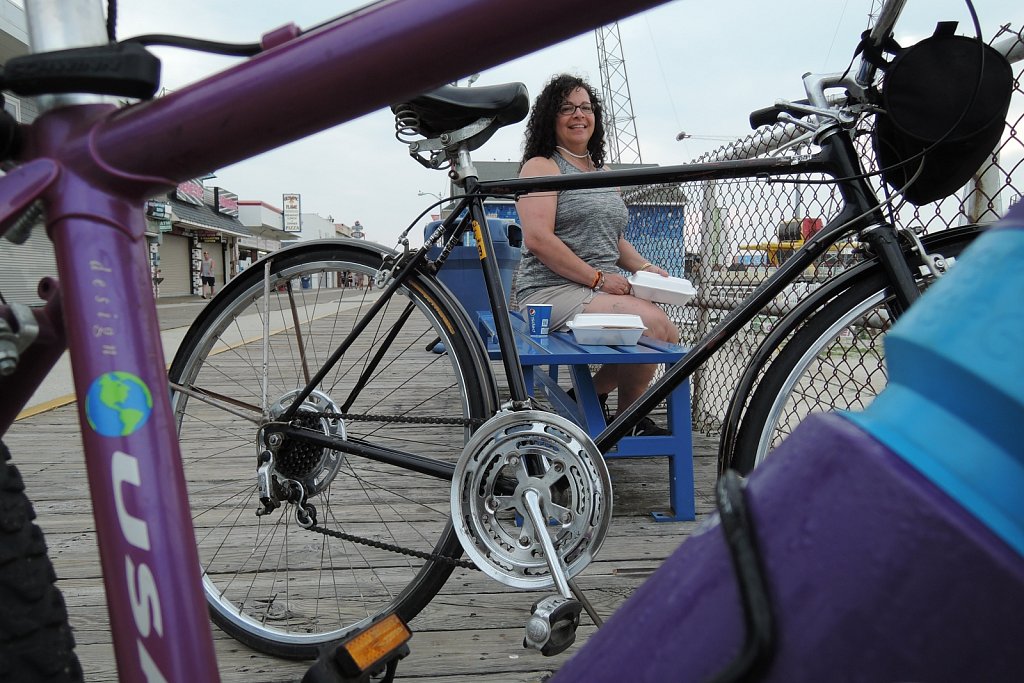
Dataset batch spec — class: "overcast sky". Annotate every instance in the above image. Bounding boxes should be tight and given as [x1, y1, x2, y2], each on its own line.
[114, 0, 1023, 247]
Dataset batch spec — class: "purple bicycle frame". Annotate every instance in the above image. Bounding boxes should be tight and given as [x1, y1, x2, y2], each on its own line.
[0, 0, 674, 679]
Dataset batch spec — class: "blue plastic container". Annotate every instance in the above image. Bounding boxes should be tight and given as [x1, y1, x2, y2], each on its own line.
[846, 217, 1024, 555]
[425, 218, 522, 324]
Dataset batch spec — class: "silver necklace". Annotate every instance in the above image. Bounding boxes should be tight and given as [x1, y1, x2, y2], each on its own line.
[556, 145, 590, 159]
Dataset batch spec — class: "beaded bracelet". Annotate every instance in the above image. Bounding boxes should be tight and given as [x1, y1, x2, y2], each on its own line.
[590, 270, 602, 289]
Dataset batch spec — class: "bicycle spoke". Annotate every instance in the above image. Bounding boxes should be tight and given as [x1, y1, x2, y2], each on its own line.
[169, 382, 263, 423]
[285, 280, 312, 386]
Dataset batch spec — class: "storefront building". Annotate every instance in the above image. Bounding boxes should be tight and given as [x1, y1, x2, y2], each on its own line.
[146, 179, 251, 298]
[237, 200, 299, 272]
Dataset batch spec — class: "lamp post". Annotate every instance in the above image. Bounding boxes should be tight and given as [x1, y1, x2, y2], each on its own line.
[419, 189, 454, 221]
[675, 131, 739, 143]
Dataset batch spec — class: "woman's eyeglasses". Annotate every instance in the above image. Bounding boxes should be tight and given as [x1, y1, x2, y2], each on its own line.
[557, 103, 594, 116]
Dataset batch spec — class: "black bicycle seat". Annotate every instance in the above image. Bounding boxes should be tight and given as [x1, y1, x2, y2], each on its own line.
[392, 82, 529, 139]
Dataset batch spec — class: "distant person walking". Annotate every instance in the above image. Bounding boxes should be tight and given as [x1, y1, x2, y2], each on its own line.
[201, 250, 216, 299]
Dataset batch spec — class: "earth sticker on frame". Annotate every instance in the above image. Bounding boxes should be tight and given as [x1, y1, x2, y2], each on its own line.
[85, 371, 154, 437]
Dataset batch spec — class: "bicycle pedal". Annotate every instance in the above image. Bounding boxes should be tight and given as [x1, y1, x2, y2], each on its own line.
[524, 595, 583, 656]
[302, 613, 411, 683]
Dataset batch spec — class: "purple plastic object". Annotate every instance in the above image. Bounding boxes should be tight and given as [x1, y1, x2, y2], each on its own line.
[551, 414, 1024, 682]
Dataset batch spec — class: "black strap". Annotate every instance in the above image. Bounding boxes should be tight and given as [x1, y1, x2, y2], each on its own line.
[704, 471, 776, 683]
[853, 28, 904, 72]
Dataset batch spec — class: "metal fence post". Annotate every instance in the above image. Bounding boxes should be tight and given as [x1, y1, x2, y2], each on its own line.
[962, 147, 1005, 225]
[692, 178, 720, 426]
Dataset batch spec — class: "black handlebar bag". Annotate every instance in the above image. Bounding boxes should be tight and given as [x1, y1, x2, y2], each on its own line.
[872, 23, 1013, 206]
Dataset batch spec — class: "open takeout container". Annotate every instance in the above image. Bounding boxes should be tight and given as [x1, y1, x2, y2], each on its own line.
[628, 271, 697, 306]
[566, 313, 646, 346]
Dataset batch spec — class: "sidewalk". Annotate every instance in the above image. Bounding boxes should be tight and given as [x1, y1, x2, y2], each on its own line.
[18, 290, 379, 420]
[16, 295, 212, 420]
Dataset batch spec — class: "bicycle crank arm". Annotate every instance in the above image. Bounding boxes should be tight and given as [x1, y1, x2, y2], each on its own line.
[519, 489, 585, 656]
[522, 488, 573, 598]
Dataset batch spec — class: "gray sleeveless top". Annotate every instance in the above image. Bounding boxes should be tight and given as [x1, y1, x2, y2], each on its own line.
[515, 154, 628, 301]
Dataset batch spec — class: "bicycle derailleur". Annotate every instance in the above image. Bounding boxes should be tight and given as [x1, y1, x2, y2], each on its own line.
[254, 388, 347, 528]
[450, 409, 613, 656]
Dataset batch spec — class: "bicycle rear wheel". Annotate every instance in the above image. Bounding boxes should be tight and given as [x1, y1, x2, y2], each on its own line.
[168, 240, 496, 659]
[724, 226, 980, 474]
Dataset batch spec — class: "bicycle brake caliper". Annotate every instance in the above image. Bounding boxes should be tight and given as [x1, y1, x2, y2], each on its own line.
[901, 226, 955, 279]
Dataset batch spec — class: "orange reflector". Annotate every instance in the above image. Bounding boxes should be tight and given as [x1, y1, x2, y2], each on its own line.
[339, 613, 412, 672]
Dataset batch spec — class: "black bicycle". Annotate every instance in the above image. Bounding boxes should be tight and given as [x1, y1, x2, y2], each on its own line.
[167, 0, 1008, 659]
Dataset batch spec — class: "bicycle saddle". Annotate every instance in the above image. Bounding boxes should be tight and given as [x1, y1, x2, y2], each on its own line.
[392, 82, 529, 141]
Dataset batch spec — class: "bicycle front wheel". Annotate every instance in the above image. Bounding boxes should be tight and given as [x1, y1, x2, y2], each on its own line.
[726, 227, 980, 474]
[168, 240, 496, 659]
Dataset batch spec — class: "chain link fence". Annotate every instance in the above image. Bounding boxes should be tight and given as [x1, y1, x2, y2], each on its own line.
[626, 27, 1023, 437]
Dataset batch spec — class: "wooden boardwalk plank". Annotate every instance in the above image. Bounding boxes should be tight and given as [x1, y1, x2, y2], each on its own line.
[6, 397, 720, 682]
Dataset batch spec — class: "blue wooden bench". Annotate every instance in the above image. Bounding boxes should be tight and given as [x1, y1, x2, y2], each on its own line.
[477, 312, 695, 522]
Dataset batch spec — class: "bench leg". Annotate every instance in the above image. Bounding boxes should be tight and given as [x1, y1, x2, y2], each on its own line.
[651, 379, 695, 522]
[535, 362, 697, 522]
[568, 365, 607, 438]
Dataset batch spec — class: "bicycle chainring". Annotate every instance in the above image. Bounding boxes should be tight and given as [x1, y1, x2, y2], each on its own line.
[450, 410, 612, 589]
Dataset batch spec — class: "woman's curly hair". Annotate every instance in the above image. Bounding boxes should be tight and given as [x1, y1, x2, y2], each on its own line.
[520, 74, 606, 171]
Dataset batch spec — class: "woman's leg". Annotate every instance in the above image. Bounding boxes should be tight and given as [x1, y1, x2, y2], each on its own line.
[591, 365, 618, 396]
[582, 294, 679, 411]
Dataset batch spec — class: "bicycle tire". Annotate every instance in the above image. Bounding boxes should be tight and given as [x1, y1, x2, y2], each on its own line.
[0, 442, 84, 682]
[725, 226, 981, 474]
[168, 240, 497, 659]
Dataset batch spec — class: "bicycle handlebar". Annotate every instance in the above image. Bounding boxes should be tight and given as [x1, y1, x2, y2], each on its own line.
[748, 99, 811, 129]
[747, 0, 910, 131]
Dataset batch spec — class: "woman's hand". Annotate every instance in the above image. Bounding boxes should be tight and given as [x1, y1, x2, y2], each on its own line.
[644, 264, 670, 277]
[600, 271, 633, 295]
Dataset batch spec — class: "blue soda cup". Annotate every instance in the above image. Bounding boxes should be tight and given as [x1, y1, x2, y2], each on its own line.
[527, 304, 552, 335]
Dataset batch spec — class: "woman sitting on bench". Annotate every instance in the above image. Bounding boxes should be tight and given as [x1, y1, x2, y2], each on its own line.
[514, 73, 680, 437]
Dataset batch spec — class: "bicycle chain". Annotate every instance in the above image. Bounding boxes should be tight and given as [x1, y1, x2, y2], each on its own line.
[306, 524, 479, 570]
[288, 409, 485, 569]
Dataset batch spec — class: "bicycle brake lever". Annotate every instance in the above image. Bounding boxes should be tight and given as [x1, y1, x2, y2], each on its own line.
[0, 160, 59, 243]
[776, 112, 819, 134]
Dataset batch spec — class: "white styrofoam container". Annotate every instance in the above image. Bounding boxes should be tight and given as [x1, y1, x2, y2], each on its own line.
[628, 272, 697, 306]
[566, 313, 646, 346]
